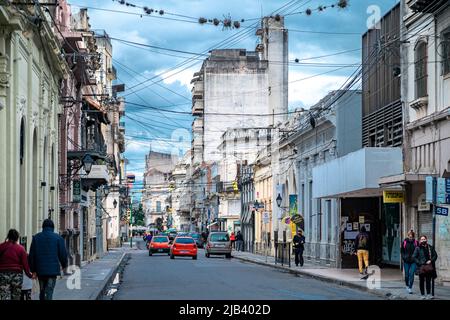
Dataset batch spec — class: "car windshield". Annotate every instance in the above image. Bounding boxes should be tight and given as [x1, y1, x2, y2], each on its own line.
[152, 237, 168, 243]
[190, 234, 200, 239]
[210, 233, 229, 242]
[176, 238, 195, 244]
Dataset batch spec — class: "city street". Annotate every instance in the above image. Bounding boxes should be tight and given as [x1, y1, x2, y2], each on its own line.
[112, 240, 381, 300]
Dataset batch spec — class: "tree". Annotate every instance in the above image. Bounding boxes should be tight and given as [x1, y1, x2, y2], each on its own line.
[133, 203, 145, 226]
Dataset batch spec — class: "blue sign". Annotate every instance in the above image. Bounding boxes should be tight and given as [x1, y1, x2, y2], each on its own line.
[426, 176, 434, 203]
[437, 178, 446, 204]
[447, 194, 450, 205]
[446, 178, 450, 193]
[436, 206, 449, 216]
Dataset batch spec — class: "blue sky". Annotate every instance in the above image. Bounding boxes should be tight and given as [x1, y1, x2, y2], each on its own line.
[68, 0, 399, 189]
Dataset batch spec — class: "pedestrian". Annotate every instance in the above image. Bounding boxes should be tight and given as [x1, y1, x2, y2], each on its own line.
[236, 231, 244, 252]
[401, 230, 419, 294]
[413, 235, 438, 299]
[293, 230, 305, 267]
[0, 229, 33, 300]
[28, 219, 68, 301]
[354, 226, 370, 275]
[21, 269, 33, 300]
[230, 232, 236, 249]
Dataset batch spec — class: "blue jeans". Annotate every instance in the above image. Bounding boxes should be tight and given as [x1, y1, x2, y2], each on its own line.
[38, 276, 57, 300]
[404, 262, 416, 289]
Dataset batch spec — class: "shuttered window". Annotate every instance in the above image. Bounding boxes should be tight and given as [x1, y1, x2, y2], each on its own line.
[415, 41, 428, 99]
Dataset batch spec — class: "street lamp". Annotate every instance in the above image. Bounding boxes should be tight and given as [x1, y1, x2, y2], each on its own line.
[276, 194, 282, 208]
[82, 154, 94, 174]
[103, 185, 110, 197]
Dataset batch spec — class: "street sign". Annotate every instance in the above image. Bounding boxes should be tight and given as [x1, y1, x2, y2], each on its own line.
[436, 206, 449, 216]
[437, 178, 446, 204]
[446, 178, 450, 193]
[418, 194, 431, 211]
[426, 176, 434, 203]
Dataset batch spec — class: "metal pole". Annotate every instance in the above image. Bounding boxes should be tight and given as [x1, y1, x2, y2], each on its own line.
[130, 192, 133, 248]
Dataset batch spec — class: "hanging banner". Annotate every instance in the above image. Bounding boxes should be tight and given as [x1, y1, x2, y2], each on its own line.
[290, 222, 297, 238]
[383, 191, 405, 203]
[289, 195, 298, 216]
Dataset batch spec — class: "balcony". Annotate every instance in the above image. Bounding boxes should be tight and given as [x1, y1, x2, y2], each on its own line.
[407, 0, 448, 13]
[81, 164, 109, 190]
[192, 118, 203, 133]
[107, 66, 117, 81]
[191, 81, 203, 99]
[192, 99, 204, 116]
[119, 121, 125, 133]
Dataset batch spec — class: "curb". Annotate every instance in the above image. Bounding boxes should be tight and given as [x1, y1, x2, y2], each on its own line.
[94, 251, 128, 300]
[233, 255, 396, 300]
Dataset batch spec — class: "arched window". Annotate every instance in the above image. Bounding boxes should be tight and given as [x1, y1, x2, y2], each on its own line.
[442, 28, 450, 76]
[415, 40, 428, 99]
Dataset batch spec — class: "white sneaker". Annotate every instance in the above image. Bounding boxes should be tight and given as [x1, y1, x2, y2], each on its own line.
[408, 288, 412, 294]
[426, 294, 432, 300]
[421, 295, 427, 300]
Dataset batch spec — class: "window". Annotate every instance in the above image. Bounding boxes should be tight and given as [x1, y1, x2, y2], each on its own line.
[326, 200, 332, 243]
[156, 201, 161, 212]
[175, 237, 195, 244]
[152, 237, 169, 243]
[317, 199, 322, 242]
[415, 40, 428, 98]
[20, 118, 25, 165]
[210, 233, 229, 242]
[442, 29, 450, 75]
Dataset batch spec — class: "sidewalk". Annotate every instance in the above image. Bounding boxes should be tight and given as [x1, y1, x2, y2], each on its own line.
[232, 251, 450, 300]
[31, 243, 134, 300]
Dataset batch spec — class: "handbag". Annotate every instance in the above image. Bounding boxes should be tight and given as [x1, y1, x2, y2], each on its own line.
[419, 245, 434, 275]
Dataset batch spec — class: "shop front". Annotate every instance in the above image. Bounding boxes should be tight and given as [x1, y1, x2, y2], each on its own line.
[313, 147, 403, 269]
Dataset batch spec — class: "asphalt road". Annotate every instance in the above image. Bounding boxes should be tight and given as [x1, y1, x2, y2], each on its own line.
[113, 239, 381, 300]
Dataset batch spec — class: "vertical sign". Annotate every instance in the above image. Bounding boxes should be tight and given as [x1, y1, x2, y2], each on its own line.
[73, 180, 81, 203]
[289, 195, 298, 217]
[425, 176, 434, 203]
[437, 178, 446, 204]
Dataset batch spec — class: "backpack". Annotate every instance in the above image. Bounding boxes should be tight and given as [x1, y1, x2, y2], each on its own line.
[403, 239, 418, 249]
[357, 234, 368, 249]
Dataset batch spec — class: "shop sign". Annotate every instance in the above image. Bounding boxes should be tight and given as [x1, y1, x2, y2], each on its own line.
[437, 178, 446, 204]
[263, 212, 270, 224]
[73, 180, 81, 203]
[426, 176, 434, 203]
[418, 196, 431, 211]
[383, 191, 404, 203]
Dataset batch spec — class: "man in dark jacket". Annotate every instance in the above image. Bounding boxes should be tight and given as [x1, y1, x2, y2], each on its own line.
[355, 226, 370, 275]
[293, 230, 305, 267]
[401, 230, 418, 294]
[236, 231, 244, 252]
[29, 219, 68, 300]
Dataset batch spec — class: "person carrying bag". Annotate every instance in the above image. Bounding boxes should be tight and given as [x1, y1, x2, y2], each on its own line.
[413, 235, 438, 299]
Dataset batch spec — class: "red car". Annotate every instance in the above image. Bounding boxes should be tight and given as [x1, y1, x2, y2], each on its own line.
[170, 236, 198, 260]
[149, 236, 170, 256]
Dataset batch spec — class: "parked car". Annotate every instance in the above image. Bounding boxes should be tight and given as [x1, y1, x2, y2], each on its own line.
[205, 231, 232, 258]
[170, 236, 198, 260]
[189, 232, 204, 248]
[148, 236, 170, 256]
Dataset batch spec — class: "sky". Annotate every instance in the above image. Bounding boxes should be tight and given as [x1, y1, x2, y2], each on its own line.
[67, 0, 400, 191]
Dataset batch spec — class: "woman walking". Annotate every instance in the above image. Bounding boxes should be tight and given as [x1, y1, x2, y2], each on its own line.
[0, 229, 33, 300]
[401, 230, 418, 294]
[413, 235, 438, 299]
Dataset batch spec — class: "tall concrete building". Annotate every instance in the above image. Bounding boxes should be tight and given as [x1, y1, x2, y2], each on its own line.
[189, 16, 288, 231]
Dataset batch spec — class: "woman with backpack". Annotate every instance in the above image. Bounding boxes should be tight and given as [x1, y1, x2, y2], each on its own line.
[401, 230, 419, 294]
[413, 235, 438, 299]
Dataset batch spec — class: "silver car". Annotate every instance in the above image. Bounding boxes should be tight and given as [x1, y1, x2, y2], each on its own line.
[205, 232, 232, 258]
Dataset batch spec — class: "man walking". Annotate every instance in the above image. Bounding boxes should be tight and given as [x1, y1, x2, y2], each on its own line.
[29, 219, 68, 300]
[293, 230, 305, 267]
[236, 231, 244, 252]
[355, 226, 370, 275]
